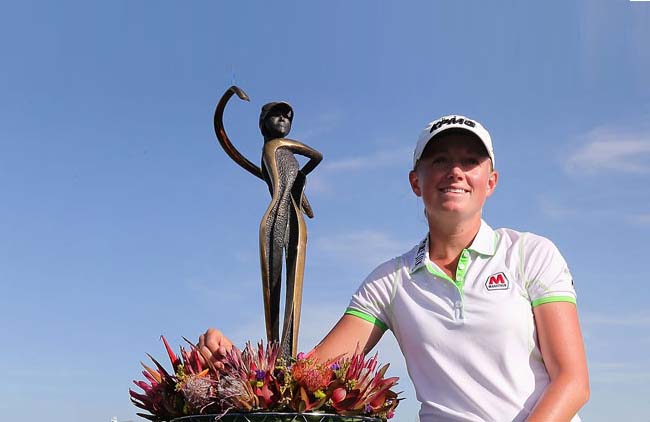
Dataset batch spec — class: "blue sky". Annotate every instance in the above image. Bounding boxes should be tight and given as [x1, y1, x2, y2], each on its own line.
[1, 1, 649, 421]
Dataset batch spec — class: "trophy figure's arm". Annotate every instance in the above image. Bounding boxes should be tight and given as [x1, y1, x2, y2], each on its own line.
[213, 85, 264, 179]
[277, 138, 322, 219]
[301, 194, 314, 219]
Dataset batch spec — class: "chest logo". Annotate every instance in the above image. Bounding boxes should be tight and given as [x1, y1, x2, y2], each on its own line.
[485, 272, 509, 291]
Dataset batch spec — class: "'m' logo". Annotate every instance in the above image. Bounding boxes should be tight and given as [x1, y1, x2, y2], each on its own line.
[485, 272, 509, 291]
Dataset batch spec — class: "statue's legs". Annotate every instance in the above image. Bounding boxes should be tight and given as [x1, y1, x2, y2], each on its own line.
[260, 196, 289, 344]
[280, 197, 307, 359]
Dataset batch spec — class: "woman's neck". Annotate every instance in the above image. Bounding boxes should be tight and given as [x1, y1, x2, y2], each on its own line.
[426, 216, 481, 275]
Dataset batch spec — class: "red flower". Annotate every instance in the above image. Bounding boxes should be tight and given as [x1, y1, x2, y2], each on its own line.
[291, 359, 333, 392]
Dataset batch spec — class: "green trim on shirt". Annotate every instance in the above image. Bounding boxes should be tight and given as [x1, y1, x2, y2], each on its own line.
[455, 249, 470, 293]
[425, 262, 454, 283]
[424, 249, 469, 298]
[345, 308, 389, 331]
[531, 296, 577, 307]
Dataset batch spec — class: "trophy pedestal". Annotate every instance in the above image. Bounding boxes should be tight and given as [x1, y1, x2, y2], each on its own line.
[171, 413, 382, 422]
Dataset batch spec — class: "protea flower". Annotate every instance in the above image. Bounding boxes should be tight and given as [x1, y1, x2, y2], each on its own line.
[327, 352, 400, 418]
[129, 340, 185, 421]
[286, 357, 334, 412]
[216, 372, 259, 412]
[129, 336, 222, 420]
[217, 341, 281, 410]
[291, 358, 333, 392]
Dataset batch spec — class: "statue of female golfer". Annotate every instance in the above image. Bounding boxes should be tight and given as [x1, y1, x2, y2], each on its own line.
[214, 86, 322, 359]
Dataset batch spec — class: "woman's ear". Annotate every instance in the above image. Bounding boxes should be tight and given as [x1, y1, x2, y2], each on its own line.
[486, 169, 498, 197]
[409, 170, 422, 197]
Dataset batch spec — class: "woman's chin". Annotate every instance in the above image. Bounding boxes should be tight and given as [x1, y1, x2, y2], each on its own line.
[429, 205, 480, 222]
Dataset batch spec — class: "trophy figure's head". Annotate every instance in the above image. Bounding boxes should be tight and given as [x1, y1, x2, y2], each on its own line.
[259, 101, 293, 140]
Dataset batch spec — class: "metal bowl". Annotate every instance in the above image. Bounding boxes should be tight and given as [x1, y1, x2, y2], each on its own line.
[170, 413, 383, 422]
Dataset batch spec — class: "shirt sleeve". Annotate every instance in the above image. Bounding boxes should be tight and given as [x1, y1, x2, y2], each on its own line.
[345, 259, 398, 332]
[523, 234, 577, 307]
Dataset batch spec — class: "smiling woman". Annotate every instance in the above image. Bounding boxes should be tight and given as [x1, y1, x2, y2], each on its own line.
[312, 115, 589, 422]
[408, 130, 498, 228]
[203, 114, 590, 422]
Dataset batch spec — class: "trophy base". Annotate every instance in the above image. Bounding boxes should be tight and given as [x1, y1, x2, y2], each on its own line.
[171, 413, 383, 422]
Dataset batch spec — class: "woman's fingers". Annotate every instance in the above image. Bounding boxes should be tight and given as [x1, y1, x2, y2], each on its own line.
[196, 328, 233, 367]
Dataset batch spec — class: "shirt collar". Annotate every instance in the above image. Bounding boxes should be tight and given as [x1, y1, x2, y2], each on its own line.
[409, 235, 429, 274]
[468, 220, 497, 256]
[409, 220, 497, 274]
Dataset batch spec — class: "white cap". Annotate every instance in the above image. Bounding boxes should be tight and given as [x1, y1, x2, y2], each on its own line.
[413, 115, 495, 168]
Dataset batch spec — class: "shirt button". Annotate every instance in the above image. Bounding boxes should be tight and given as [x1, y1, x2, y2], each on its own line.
[458, 263, 465, 269]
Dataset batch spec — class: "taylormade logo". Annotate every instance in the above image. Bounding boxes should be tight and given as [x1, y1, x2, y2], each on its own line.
[414, 238, 427, 267]
[430, 117, 476, 132]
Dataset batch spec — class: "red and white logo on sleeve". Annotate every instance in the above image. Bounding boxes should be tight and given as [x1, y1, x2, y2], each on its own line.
[485, 272, 509, 291]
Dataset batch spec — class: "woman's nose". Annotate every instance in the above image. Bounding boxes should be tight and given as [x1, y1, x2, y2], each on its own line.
[446, 162, 464, 178]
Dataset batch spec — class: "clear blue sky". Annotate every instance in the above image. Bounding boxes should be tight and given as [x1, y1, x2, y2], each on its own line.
[1, 1, 649, 421]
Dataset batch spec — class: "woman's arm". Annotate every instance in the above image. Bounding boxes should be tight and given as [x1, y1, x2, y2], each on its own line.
[197, 315, 383, 366]
[310, 314, 384, 361]
[527, 302, 590, 422]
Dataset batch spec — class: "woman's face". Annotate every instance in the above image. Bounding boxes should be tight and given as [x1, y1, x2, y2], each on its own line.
[409, 132, 498, 222]
[264, 109, 291, 138]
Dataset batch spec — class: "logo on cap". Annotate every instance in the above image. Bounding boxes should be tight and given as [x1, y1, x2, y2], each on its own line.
[485, 272, 509, 291]
[430, 116, 476, 133]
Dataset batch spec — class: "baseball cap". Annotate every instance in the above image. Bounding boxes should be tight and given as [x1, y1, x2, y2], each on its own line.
[413, 115, 495, 168]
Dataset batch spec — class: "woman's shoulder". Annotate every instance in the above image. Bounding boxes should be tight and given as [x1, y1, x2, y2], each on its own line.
[493, 227, 565, 270]
[494, 227, 558, 250]
[362, 239, 425, 282]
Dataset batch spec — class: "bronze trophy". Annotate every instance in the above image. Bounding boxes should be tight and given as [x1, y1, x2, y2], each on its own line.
[130, 87, 398, 422]
[214, 86, 322, 361]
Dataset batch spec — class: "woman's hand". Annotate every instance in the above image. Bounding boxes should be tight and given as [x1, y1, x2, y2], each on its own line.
[197, 328, 234, 370]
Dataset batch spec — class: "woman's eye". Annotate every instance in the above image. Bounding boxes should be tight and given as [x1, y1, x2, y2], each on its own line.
[432, 157, 448, 166]
[462, 158, 479, 167]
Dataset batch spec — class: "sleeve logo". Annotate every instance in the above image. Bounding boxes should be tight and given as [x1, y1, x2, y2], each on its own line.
[485, 272, 509, 291]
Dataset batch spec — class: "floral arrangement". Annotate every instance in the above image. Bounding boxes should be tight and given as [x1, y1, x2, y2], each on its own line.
[130, 336, 400, 421]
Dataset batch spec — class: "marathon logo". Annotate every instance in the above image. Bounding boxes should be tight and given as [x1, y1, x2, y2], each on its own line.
[430, 116, 476, 133]
[412, 237, 428, 271]
[485, 272, 509, 291]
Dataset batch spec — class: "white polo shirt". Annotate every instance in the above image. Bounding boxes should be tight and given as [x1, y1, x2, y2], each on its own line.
[346, 221, 579, 422]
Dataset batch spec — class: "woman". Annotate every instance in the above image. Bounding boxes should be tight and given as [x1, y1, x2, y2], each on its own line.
[201, 114, 589, 422]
